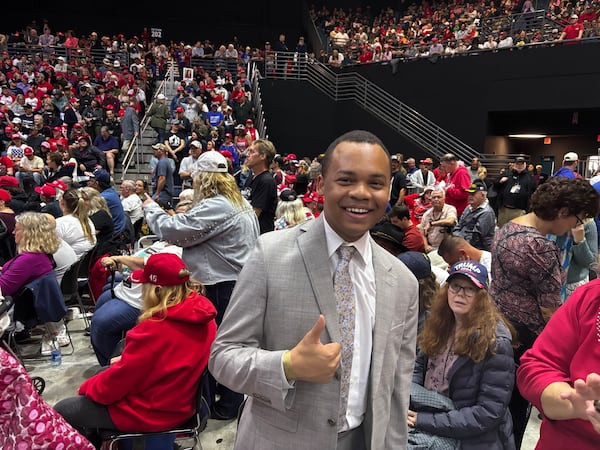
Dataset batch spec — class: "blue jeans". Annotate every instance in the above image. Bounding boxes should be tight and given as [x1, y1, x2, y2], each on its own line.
[90, 283, 140, 366]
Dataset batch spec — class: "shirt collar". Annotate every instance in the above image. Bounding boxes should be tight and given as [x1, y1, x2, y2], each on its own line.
[323, 213, 370, 266]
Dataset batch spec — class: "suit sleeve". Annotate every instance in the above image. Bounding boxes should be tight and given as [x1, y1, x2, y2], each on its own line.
[209, 238, 295, 412]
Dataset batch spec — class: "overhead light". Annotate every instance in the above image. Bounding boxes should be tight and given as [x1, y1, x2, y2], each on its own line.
[508, 134, 546, 139]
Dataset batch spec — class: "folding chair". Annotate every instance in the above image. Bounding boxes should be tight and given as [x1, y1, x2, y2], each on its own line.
[77, 244, 99, 304]
[99, 369, 209, 450]
[61, 258, 91, 329]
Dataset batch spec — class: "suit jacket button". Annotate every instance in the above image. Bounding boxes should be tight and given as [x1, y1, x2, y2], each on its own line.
[327, 418, 336, 426]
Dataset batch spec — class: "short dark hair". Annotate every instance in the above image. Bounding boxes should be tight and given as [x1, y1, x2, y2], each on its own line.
[321, 130, 389, 177]
[530, 177, 599, 220]
[388, 204, 411, 221]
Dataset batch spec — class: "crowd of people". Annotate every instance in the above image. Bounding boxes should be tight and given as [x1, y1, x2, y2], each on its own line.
[1, 125, 599, 450]
[2, 8, 600, 450]
[313, 1, 600, 65]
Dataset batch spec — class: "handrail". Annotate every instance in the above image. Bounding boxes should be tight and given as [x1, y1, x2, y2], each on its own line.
[258, 53, 479, 162]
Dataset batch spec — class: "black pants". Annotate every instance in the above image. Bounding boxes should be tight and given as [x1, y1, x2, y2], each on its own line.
[205, 281, 244, 419]
[510, 322, 538, 449]
[54, 395, 116, 449]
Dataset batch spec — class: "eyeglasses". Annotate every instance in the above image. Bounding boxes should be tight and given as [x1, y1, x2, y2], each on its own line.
[448, 282, 478, 298]
[575, 214, 585, 226]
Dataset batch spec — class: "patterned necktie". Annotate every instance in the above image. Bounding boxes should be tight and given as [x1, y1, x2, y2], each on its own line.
[334, 245, 356, 425]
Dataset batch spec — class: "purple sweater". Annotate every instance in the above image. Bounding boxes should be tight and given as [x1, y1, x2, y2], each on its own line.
[0, 252, 54, 297]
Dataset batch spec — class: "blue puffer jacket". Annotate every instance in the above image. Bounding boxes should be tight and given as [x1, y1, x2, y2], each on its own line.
[413, 321, 516, 450]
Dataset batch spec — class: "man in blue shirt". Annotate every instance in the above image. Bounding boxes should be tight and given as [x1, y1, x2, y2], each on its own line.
[552, 152, 579, 179]
[88, 168, 126, 234]
[93, 126, 120, 176]
[150, 143, 175, 209]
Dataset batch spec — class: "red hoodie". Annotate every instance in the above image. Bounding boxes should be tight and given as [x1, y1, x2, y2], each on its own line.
[79, 292, 217, 431]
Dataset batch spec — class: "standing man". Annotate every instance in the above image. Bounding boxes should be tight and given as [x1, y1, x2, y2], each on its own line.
[150, 143, 174, 210]
[453, 180, 496, 251]
[495, 155, 537, 228]
[439, 153, 471, 217]
[179, 140, 203, 190]
[119, 97, 139, 156]
[389, 154, 407, 207]
[552, 152, 579, 179]
[273, 33, 290, 78]
[241, 139, 278, 234]
[210, 130, 419, 449]
[468, 157, 484, 181]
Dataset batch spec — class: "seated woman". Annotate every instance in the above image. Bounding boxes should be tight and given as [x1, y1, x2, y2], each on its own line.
[90, 241, 183, 366]
[0, 212, 69, 351]
[55, 188, 96, 260]
[409, 260, 516, 450]
[54, 253, 217, 449]
[517, 279, 600, 449]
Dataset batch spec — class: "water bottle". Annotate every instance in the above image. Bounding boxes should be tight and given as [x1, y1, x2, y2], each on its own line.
[50, 337, 62, 367]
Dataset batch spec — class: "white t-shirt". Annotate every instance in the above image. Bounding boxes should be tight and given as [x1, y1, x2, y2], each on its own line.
[121, 194, 143, 224]
[55, 214, 97, 260]
[114, 242, 183, 309]
[53, 238, 78, 285]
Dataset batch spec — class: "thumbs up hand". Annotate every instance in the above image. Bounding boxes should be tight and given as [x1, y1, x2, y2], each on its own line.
[288, 315, 341, 383]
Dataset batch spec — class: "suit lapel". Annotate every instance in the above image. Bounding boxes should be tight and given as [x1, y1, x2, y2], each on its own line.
[297, 218, 340, 343]
[369, 241, 396, 397]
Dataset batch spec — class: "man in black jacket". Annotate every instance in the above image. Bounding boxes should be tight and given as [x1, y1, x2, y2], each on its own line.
[494, 155, 537, 228]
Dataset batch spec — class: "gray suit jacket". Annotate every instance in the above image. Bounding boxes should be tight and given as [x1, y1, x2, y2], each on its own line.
[209, 217, 419, 449]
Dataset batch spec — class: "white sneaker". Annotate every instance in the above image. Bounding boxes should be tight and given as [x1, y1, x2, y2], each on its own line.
[55, 329, 70, 347]
[40, 338, 52, 356]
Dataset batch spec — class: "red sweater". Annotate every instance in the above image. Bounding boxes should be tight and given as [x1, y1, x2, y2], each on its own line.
[79, 292, 217, 431]
[517, 280, 600, 449]
[445, 165, 471, 217]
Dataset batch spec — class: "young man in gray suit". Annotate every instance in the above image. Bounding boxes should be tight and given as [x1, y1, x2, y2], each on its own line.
[209, 130, 419, 449]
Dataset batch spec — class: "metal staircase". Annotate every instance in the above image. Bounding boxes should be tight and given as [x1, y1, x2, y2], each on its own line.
[259, 55, 480, 163]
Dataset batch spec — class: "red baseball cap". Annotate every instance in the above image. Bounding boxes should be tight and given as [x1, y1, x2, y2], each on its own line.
[49, 179, 68, 192]
[23, 146, 34, 156]
[11, 133, 21, 139]
[0, 176, 19, 187]
[35, 184, 57, 198]
[0, 189, 11, 203]
[130, 253, 191, 286]
[176, 106, 184, 113]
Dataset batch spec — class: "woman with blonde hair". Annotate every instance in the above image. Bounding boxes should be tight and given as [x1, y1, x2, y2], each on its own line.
[142, 150, 259, 419]
[409, 260, 516, 449]
[54, 253, 217, 448]
[274, 188, 314, 230]
[80, 187, 119, 257]
[0, 211, 60, 297]
[55, 188, 96, 260]
[0, 212, 71, 352]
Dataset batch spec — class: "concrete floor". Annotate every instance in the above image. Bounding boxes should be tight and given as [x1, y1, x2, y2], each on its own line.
[20, 315, 541, 450]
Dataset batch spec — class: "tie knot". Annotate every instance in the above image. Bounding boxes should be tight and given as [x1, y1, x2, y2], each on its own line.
[337, 245, 356, 263]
